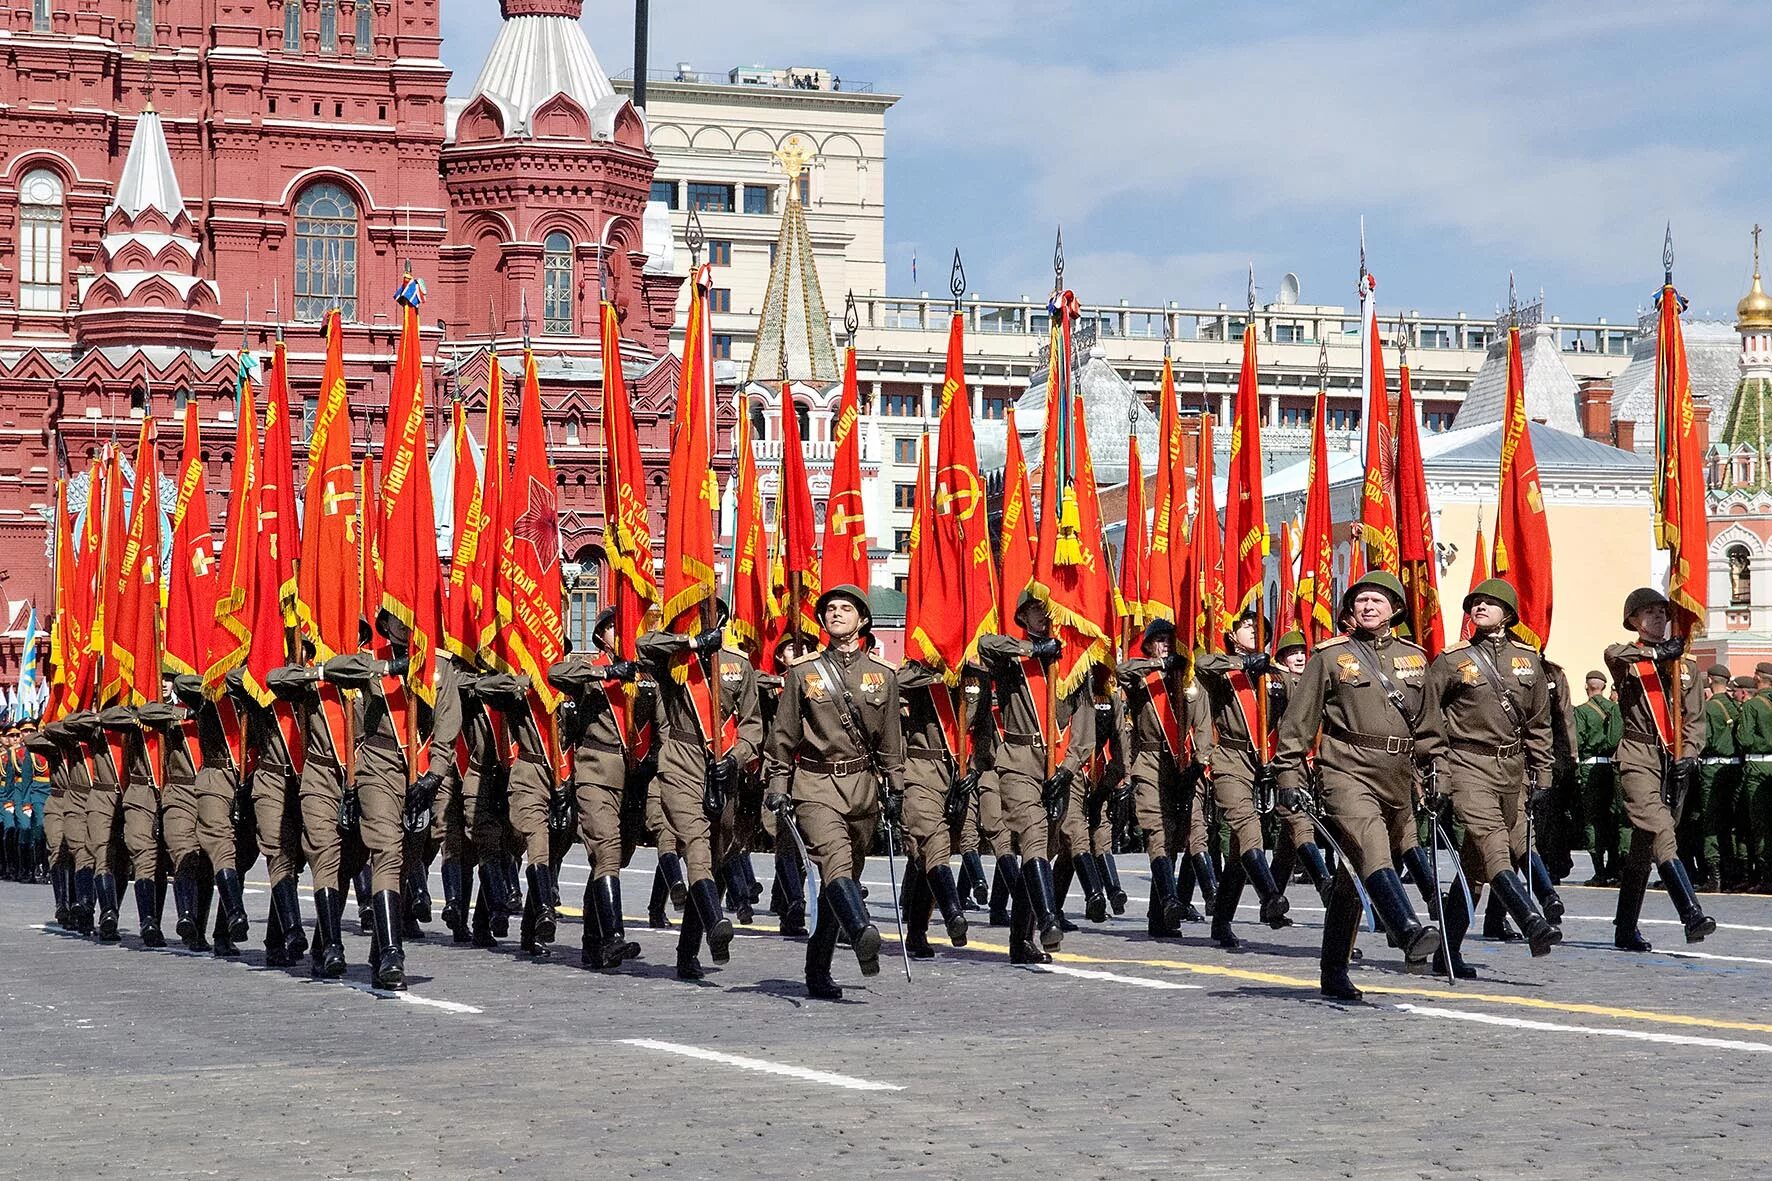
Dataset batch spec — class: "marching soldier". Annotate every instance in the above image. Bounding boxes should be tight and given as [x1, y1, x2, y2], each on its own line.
[96, 701, 170, 945]
[269, 646, 355, 976]
[763, 585, 904, 999]
[1268, 631, 1333, 906]
[637, 602, 762, 980]
[168, 673, 269, 958]
[40, 715, 95, 934]
[1684, 664, 1741, 888]
[979, 591, 1095, 963]
[1414, 579, 1561, 977]
[1576, 669, 1626, 885]
[547, 608, 652, 970]
[1713, 675, 1758, 891]
[1194, 607, 1294, 948]
[65, 708, 125, 942]
[896, 654, 977, 955]
[26, 725, 75, 927]
[1604, 588, 1713, 950]
[472, 664, 568, 960]
[1116, 618, 1202, 937]
[1273, 571, 1442, 1000]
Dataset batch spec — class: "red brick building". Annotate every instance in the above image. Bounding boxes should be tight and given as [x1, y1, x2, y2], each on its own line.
[0, 0, 718, 668]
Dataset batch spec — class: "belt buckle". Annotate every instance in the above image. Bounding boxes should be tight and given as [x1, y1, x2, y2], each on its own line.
[1386, 735, 1405, 755]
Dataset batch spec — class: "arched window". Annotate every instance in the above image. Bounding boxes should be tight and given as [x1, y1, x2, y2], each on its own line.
[748, 398, 766, 442]
[1729, 544, 1752, 607]
[135, 0, 154, 45]
[173, 386, 189, 411]
[18, 169, 65, 311]
[283, 0, 301, 50]
[564, 414, 580, 446]
[543, 232, 574, 335]
[293, 182, 358, 321]
[793, 398, 810, 441]
[354, 0, 373, 55]
[319, 0, 338, 52]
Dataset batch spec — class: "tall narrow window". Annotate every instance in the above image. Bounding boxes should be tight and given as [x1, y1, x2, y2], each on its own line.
[135, 0, 153, 45]
[32, 0, 50, 32]
[284, 0, 301, 50]
[355, 0, 373, 55]
[293, 182, 359, 321]
[319, 0, 338, 51]
[542, 232, 574, 335]
[19, 169, 65, 311]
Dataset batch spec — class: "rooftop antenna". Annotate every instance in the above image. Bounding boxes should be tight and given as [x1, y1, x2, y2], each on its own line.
[950, 248, 966, 315]
[844, 289, 858, 351]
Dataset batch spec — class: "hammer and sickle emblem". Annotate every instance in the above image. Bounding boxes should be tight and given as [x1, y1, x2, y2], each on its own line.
[935, 465, 982, 520]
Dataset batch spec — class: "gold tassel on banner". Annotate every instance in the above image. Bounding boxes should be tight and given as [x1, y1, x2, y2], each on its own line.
[1055, 486, 1083, 566]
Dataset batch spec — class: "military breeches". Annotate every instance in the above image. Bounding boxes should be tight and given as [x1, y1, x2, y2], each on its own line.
[181, 769, 240, 872]
[1615, 739, 1678, 865]
[430, 770, 467, 864]
[1129, 750, 1180, 859]
[120, 780, 164, 880]
[903, 760, 952, 869]
[82, 788, 123, 877]
[1087, 791, 1115, 856]
[1209, 753, 1265, 857]
[1318, 738, 1415, 879]
[1049, 766, 1090, 861]
[977, 770, 1007, 853]
[957, 790, 982, 854]
[61, 789, 93, 872]
[1274, 800, 1315, 852]
[574, 748, 630, 878]
[793, 774, 879, 885]
[254, 763, 304, 886]
[658, 740, 719, 884]
[1445, 752, 1527, 881]
[43, 794, 67, 864]
[994, 768, 1050, 862]
[160, 778, 202, 867]
[506, 758, 556, 866]
[467, 767, 520, 863]
[298, 761, 354, 894]
[356, 777, 404, 894]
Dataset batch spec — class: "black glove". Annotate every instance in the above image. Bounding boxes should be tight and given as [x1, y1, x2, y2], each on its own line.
[1526, 774, 1552, 808]
[1652, 637, 1686, 662]
[1030, 637, 1062, 661]
[1275, 785, 1301, 812]
[882, 789, 904, 824]
[1161, 653, 1186, 674]
[1041, 767, 1074, 820]
[952, 769, 981, 799]
[692, 628, 724, 656]
[1672, 755, 1699, 780]
[764, 791, 794, 816]
[1418, 763, 1442, 808]
[547, 785, 575, 833]
[711, 755, 739, 791]
[337, 785, 360, 834]
[403, 771, 442, 834]
[608, 660, 639, 683]
[1241, 651, 1273, 677]
[703, 755, 737, 817]
[384, 655, 410, 679]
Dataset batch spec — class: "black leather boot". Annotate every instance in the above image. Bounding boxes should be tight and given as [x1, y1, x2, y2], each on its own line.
[1148, 856, 1182, 936]
[1051, 857, 1077, 932]
[94, 872, 121, 942]
[372, 891, 407, 989]
[960, 850, 988, 909]
[264, 894, 291, 966]
[724, 855, 754, 925]
[518, 888, 549, 958]
[648, 862, 673, 929]
[134, 877, 166, 946]
[658, 851, 689, 908]
[1661, 859, 1716, 942]
[1483, 891, 1519, 941]
[903, 867, 935, 959]
[1073, 852, 1109, 923]
[189, 864, 213, 951]
[353, 866, 374, 933]
[52, 862, 72, 928]
[927, 863, 970, 947]
[1491, 869, 1559, 957]
[989, 854, 1019, 926]
[1023, 858, 1063, 950]
[272, 877, 309, 962]
[1528, 853, 1565, 924]
[1174, 855, 1203, 922]
[826, 876, 881, 975]
[214, 867, 250, 943]
[1297, 842, 1333, 905]
[805, 888, 843, 999]
[689, 878, 734, 964]
[477, 862, 509, 938]
[588, 875, 639, 968]
[1400, 846, 1443, 920]
[775, 845, 807, 936]
[73, 866, 96, 934]
[1433, 883, 1477, 979]
[1320, 867, 1364, 1001]
[1007, 862, 1050, 964]
[1365, 867, 1441, 968]
[675, 899, 705, 980]
[581, 877, 608, 968]
[407, 862, 433, 923]
[1191, 851, 1219, 911]
[211, 900, 239, 957]
[310, 887, 346, 977]
[1244, 849, 1292, 928]
[526, 863, 558, 945]
[441, 862, 469, 943]
[1211, 856, 1246, 949]
[171, 866, 198, 945]
[1101, 854, 1127, 915]
[471, 890, 496, 948]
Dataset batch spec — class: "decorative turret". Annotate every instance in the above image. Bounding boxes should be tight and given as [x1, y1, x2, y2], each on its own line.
[747, 137, 839, 387]
[1739, 224, 1772, 380]
[74, 107, 220, 351]
[458, 0, 622, 142]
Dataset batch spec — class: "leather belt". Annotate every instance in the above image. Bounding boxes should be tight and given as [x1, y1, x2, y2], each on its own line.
[799, 755, 871, 776]
[576, 737, 626, 757]
[906, 747, 948, 763]
[1622, 726, 1665, 747]
[1324, 721, 1413, 756]
[1001, 731, 1043, 748]
[517, 751, 554, 768]
[1215, 737, 1256, 754]
[1450, 735, 1523, 760]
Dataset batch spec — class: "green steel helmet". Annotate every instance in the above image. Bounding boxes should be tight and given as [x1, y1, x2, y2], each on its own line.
[1341, 570, 1407, 622]
[1141, 617, 1177, 648]
[1461, 577, 1519, 623]
[1275, 629, 1307, 656]
[1621, 586, 1670, 630]
[814, 584, 872, 630]
[1013, 587, 1045, 629]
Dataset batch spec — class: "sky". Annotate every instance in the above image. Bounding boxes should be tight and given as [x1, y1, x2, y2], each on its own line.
[442, 0, 1772, 324]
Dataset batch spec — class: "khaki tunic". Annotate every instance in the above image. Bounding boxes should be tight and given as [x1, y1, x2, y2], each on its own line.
[346, 654, 459, 892]
[1415, 632, 1554, 881]
[978, 634, 1095, 863]
[1116, 658, 1210, 859]
[636, 633, 763, 885]
[897, 660, 973, 869]
[99, 707, 166, 882]
[1273, 630, 1428, 878]
[1195, 651, 1286, 859]
[765, 645, 905, 884]
[1602, 642, 1705, 865]
[473, 671, 568, 870]
[548, 653, 657, 878]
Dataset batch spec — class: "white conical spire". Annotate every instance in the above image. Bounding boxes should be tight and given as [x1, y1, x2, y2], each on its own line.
[468, 2, 613, 138]
[111, 107, 187, 220]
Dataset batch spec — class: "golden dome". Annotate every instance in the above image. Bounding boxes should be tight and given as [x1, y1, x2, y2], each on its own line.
[1740, 225, 1772, 331]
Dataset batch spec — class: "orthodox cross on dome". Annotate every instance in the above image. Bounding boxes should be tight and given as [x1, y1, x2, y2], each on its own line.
[748, 135, 838, 386]
[773, 136, 814, 188]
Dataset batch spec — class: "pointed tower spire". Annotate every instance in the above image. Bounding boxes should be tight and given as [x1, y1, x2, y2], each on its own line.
[111, 107, 188, 223]
[747, 136, 838, 386]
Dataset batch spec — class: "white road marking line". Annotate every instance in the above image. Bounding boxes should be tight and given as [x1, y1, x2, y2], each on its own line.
[1030, 964, 1202, 990]
[1395, 1003, 1772, 1055]
[1654, 948, 1772, 968]
[620, 1038, 904, 1092]
[334, 980, 483, 1014]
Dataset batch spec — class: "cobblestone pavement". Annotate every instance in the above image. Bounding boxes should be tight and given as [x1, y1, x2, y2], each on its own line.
[2, 851, 1769, 1180]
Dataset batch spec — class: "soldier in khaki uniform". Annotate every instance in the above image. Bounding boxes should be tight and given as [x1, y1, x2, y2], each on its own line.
[1604, 587, 1714, 951]
[979, 590, 1095, 964]
[638, 602, 762, 980]
[28, 728, 77, 929]
[1116, 617, 1204, 937]
[548, 608, 652, 970]
[1194, 606, 1294, 948]
[97, 703, 169, 946]
[1267, 631, 1333, 906]
[896, 655, 976, 954]
[40, 717, 95, 933]
[1414, 579, 1561, 977]
[65, 708, 126, 942]
[1274, 571, 1442, 1000]
[764, 585, 904, 999]
[473, 669, 567, 960]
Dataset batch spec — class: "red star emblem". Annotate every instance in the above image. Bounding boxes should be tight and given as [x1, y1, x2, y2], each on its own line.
[513, 475, 560, 574]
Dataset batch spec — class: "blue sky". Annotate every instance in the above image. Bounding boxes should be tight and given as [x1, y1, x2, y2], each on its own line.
[443, 1, 1770, 323]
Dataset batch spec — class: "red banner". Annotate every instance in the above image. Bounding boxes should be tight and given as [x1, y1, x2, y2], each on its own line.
[820, 344, 870, 594]
[1223, 323, 1267, 619]
[112, 415, 163, 704]
[299, 310, 361, 660]
[1395, 357, 1444, 658]
[380, 283, 442, 709]
[1493, 325, 1553, 648]
[998, 407, 1035, 616]
[1654, 282, 1706, 636]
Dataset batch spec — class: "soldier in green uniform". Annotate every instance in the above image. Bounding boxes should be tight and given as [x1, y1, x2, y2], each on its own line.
[1683, 665, 1741, 888]
[1415, 579, 1561, 977]
[1711, 675, 1757, 890]
[1738, 662, 1772, 891]
[1273, 571, 1442, 1000]
[764, 586, 905, 998]
[1575, 670, 1626, 884]
[1604, 587, 1713, 950]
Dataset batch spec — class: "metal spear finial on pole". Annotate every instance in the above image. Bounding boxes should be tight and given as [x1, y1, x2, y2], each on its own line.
[1663, 221, 1675, 286]
[1507, 272, 1519, 328]
[520, 288, 532, 353]
[686, 203, 705, 270]
[844, 289, 858, 350]
[1317, 333, 1329, 392]
[1053, 226, 1065, 291]
[950, 248, 966, 315]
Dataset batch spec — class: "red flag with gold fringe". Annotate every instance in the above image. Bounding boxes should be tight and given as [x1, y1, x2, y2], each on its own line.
[1492, 324, 1553, 648]
[299, 309, 361, 660]
[1117, 433, 1148, 654]
[1654, 273, 1706, 637]
[1395, 354, 1444, 657]
[1296, 386, 1336, 649]
[662, 267, 719, 637]
[820, 343, 870, 594]
[165, 401, 216, 679]
[1223, 321, 1268, 620]
[112, 415, 163, 704]
[379, 275, 442, 708]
